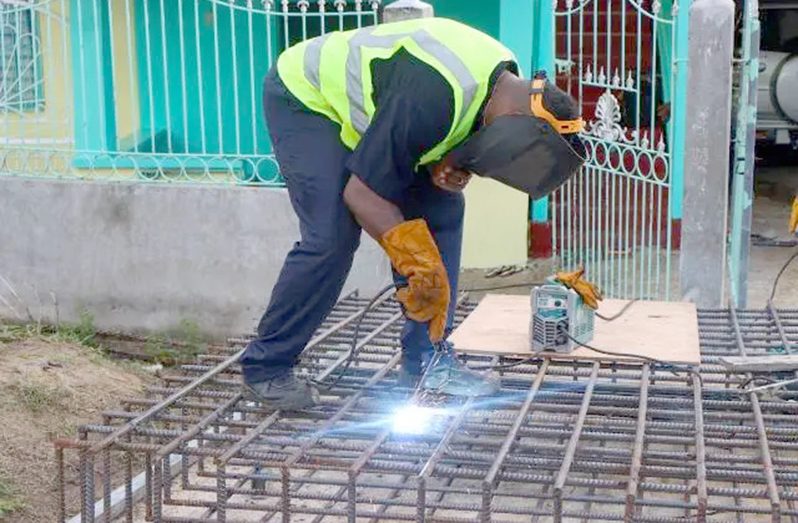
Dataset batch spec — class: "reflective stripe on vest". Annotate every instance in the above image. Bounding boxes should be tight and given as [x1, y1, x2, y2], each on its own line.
[303, 33, 330, 91]
[303, 27, 478, 136]
[277, 18, 517, 164]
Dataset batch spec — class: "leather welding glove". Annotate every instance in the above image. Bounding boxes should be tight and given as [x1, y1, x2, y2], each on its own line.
[555, 267, 603, 310]
[790, 196, 798, 236]
[379, 219, 450, 342]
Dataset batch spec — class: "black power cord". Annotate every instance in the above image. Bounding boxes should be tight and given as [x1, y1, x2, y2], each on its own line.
[469, 356, 535, 371]
[471, 338, 703, 383]
[769, 249, 798, 303]
[565, 332, 703, 384]
[595, 299, 638, 322]
[315, 283, 396, 390]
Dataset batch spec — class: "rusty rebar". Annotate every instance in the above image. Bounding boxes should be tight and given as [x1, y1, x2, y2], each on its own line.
[625, 363, 650, 522]
[55, 297, 798, 521]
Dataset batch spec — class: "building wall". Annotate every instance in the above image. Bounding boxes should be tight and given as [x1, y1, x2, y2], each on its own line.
[2, 0, 140, 147]
[461, 178, 529, 268]
[0, 177, 392, 338]
[112, 0, 141, 143]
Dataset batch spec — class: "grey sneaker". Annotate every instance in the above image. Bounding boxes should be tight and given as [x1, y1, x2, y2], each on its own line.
[398, 344, 500, 397]
[242, 372, 319, 410]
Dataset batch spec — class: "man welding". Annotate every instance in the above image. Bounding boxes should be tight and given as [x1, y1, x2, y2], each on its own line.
[240, 17, 589, 409]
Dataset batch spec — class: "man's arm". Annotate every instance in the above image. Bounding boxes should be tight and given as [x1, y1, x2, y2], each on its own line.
[343, 172, 450, 340]
[342, 174, 403, 240]
[345, 158, 471, 241]
[340, 60, 455, 341]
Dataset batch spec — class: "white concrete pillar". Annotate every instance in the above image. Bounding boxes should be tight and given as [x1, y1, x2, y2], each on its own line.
[679, 0, 735, 307]
[381, 0, 433, 23]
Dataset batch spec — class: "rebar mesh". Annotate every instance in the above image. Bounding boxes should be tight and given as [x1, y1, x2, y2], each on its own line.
[56, 293, 798, 522]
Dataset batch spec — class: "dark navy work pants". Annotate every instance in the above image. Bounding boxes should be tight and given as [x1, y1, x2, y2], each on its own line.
[240, 69, 464, 383]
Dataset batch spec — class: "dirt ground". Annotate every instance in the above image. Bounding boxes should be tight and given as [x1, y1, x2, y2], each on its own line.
[0, 338, 150, 523]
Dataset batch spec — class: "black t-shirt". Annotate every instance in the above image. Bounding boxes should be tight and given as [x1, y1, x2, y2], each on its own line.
[345, 48, 514, 204]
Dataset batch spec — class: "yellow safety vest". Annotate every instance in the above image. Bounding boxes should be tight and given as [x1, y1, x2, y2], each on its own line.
[276, 17, 517, 166]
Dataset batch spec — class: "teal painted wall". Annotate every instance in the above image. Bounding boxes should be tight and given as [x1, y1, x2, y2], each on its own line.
[432, 0, 545, 222]
[70, 0, 117, 151]
[429, 0, 500, 38]
[130, 1, 375, 179]
[134, 0, 273, 159]
[128, 1, 502, 158]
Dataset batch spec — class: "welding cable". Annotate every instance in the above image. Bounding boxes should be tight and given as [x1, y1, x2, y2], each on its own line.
[468, 356, 536, 371]
[738, 375, 777, 390]
[315, 284, 477, 395]
[313, 283, 397, 391]
[564, 332, 704, 385]
[468, 329, 697, 375]
[594, 299, 638, 322]
[769, 249, 798, 302]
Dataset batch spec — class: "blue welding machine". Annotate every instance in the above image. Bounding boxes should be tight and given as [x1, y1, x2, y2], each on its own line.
[530, 282, 595, 353]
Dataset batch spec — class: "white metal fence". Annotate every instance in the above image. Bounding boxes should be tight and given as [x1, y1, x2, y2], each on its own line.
[550, 0, 688, 300]
[0, 0, 380, 184]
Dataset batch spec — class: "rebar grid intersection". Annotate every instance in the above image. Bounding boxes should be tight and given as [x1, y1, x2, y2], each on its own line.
[55, 294, 798, 523]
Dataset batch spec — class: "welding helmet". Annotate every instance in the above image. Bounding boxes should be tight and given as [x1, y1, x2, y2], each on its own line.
[448, 72, 587, 199]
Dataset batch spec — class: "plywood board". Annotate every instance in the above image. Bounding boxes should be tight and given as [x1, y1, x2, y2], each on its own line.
[450, 294, 700, 365]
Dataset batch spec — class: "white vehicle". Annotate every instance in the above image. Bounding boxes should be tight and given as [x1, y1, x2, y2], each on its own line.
[753, 2, 798, 147]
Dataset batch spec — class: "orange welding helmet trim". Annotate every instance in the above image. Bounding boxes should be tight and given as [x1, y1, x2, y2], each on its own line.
[529, 78, 585, 135]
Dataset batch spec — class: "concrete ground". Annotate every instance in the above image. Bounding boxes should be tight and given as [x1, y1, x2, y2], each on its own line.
[748, 193, 798, 307]
[731, 165, 797, 307]
[461, 165, 798, 309]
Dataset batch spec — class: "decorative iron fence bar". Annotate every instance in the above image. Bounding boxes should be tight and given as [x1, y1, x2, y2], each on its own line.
[550, 0, 690, 301]
[0, 0, 380, 185]
[728, 0, 760, 308]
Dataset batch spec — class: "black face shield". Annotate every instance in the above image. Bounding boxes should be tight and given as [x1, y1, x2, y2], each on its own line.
[447, 75, 587, 199]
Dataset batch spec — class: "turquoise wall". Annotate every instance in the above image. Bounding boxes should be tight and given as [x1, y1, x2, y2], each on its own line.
[430, 0, 500, 38]
[131, 0, 504, 155]
[70, 0, 117, 151]
[432, 0, 544, 222]
[133, 0, 273, 159]
[130, 1, 375, 179]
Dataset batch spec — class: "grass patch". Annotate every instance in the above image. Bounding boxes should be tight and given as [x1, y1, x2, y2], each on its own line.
[55, 310, 98, 347]
[0, 323, 30, 343]
[11, 380, 70, 413]
[1, 313, 208, 367]
[143, 319, 207, 366]
[0, 309, 98, 348]
[0, 475, 24, 517]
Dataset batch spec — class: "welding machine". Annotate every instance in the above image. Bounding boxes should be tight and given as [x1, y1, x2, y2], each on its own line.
[530, 282, 595, 353]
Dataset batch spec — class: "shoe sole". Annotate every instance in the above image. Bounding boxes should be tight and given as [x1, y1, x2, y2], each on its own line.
[242, 384, 319, 411]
